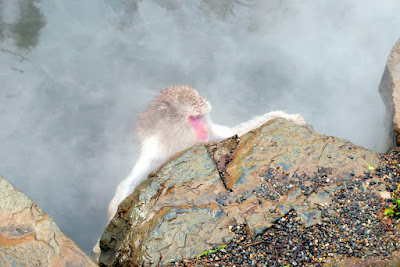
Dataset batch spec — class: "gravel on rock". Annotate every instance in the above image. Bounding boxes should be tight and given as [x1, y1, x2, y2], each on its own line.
[171, 148, 400, 266]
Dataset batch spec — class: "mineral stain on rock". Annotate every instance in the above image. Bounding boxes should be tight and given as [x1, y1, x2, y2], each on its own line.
[0, 225, 35, 246]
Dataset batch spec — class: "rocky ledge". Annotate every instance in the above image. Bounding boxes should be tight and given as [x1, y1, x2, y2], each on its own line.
[380, 37, 400, 147]
[0, 176, 96, 266]
[99, 118, 400, 266]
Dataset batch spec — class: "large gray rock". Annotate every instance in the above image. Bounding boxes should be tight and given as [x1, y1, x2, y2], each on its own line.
[379, 38, 400, 147]
[0, 176, 96, 267]
[99, 118, 397, 266]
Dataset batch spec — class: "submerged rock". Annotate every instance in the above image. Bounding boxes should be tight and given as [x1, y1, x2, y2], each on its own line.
[0, 176, 96, 266]
[99, 118, 398, 266]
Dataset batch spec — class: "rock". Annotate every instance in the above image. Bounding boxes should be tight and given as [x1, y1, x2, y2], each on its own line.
[379, 37, 400, 147]
[99, 118, 387, 266]
[323, 251, 400, 267]
[99, 143, 232, 266]
[0, 176, 96, 267]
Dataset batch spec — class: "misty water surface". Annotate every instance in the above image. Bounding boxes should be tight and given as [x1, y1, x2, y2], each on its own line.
[1, 0, 400, 254]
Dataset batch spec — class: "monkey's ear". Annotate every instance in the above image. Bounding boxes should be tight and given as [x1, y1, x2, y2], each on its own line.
[157, 101, 171, 112]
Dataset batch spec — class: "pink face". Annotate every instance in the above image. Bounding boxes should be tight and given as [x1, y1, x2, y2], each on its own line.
[189, 115, 209, 140]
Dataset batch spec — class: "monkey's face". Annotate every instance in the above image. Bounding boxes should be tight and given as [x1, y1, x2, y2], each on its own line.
[188, 115, 209, 141]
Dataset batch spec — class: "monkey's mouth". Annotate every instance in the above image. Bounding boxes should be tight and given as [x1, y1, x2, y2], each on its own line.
[197, 131, 209, 140]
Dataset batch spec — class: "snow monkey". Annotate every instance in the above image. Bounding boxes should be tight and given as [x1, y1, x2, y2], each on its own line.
[107, 85, 307, 221]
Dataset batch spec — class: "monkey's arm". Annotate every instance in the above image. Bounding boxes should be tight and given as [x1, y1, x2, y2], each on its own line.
[233, 111, 307, 136]
[107, 137, 163, 222]
[209, 124, 236, 142]
[209, 111, 306, 141]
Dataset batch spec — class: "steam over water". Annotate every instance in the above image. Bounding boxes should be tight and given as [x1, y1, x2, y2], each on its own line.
[1, 0, 400, 254]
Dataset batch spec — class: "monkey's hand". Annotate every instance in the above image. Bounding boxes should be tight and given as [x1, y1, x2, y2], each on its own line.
[107, 194, 123, 222]
[284, 113, 307, 127]
[260, 111, 307, 127]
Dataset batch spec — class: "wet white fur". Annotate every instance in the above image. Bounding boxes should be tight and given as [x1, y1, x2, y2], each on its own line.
[107, 110, 306, 221]
[233, 111, 307, 136]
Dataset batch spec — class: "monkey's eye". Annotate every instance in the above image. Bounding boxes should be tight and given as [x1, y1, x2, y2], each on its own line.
[189, 115, 202, 121]
[189, 115, 203, 125]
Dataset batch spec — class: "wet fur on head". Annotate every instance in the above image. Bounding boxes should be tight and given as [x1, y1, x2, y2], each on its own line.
[137, 85, 211, 143]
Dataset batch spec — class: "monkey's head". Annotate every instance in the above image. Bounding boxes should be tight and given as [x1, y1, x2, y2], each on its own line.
[137, 85, 211, 151]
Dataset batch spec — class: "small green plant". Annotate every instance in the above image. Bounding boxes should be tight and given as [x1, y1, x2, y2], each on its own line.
[384, 197, 400, 217]
[363, 159, 375, 170]
[197, 245, 226, 259]
[384, 184, 400, 217]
